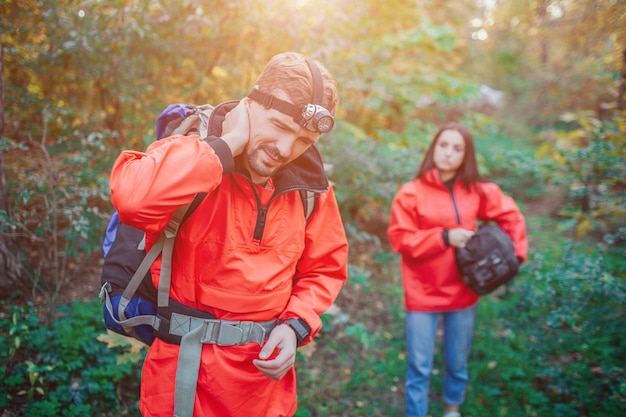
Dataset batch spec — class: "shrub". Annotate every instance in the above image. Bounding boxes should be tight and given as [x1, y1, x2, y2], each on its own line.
[545, 111, 626, 239]
[465, 117, 554, 202]
[319, 122, 423, 236]
[295, 255, 407, 417]
[0, 299, 144, 416]
[481, 148, 554, 201]
[1, 123, 114, 306]
[506, 244, 626, 415]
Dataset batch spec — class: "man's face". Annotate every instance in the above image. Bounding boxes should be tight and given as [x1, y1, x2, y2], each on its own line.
[244, 92, 321, 184]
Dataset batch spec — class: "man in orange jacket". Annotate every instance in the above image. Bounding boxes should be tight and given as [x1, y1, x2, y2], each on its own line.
[109, 52, 349, 417]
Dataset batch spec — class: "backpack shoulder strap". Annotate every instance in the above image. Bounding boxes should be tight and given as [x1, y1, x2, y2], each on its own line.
[112, 193, 207, 326]
[300, 190, 318, 223]
[157, 192, 207, 306]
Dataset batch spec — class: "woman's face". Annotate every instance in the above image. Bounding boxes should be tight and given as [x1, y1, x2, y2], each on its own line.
[433, 129, 465, 181]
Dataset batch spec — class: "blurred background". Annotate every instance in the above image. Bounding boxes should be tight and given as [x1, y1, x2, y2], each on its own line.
[0, 1, 624, 416]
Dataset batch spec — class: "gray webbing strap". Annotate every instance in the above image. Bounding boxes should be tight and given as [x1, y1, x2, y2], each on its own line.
[158, 204, 191, 307]
[174, 321, 207, 417]
[169, 313, 273, 345]
[170, 104, 213, 139]
[304, 190, 315, 222]
[137, 234, 146, 250]
[115, 202, 191, 326]
[170, 313, 276, 416]
[117, 234, 166, 324]
[100, 283, 161, 338]
[173, 115, 201, 137]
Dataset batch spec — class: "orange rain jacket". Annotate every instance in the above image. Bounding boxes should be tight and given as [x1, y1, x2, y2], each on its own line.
[109, 101, 349, 417]
[387, 169, 527, 312]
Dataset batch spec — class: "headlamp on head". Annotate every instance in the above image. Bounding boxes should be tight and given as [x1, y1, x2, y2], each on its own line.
[247, 89, 335, 134]
[247, 55, 334, 135]
[298, 104, 334, 133]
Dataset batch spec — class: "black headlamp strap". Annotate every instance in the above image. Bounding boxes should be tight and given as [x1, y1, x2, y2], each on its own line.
[248, 56, 324, 113]
[304, 56, 324, 106]
[246, 55, 334, 133]
[247, 88, 300, 118]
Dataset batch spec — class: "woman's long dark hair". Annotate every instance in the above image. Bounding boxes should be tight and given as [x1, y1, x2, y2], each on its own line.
[416, 122, 486, 190]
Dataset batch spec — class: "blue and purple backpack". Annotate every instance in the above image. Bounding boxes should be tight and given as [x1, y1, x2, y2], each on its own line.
[99, 103, 215, 345]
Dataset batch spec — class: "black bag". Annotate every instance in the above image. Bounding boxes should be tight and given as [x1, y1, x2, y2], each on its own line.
[455, 224, 519, 295]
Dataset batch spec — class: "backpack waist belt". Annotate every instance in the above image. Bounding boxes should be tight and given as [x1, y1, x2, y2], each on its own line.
[168, 312, 277, 346]
[100, 281, 277, 346]
[171, 313, 277, 417]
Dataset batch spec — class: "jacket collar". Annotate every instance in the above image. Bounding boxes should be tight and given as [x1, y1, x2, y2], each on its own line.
[423, 168, 478, 194]
[208, 100, 329, 194]
[423, 168, 444, 186]
[423, 168, 459, 190]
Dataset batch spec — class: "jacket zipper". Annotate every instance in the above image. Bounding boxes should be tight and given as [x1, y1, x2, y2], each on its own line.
[252, 185, 325, 241]
[253, 205, 268, 240]
[437, 169, 462, 225]
[450, 187, 462, 225]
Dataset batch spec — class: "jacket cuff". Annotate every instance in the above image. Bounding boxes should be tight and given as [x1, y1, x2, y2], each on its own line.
[442, 229, 450, 246]
[278, 317, 312, 347]
[204, 136, 235, 175]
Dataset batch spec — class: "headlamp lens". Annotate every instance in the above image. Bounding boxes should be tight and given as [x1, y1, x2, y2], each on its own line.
[313, 113, 334, 133]
[301, 104, 334, 134]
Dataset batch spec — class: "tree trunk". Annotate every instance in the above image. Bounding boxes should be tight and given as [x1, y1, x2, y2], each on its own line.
[618, 48, 626, 111]
[0, 44, 23, 288]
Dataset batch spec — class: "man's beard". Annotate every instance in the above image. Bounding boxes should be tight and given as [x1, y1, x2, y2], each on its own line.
[247, 144, 287, 178]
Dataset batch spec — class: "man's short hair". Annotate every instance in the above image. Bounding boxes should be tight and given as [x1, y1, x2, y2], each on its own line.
[254, 52, 338, 116]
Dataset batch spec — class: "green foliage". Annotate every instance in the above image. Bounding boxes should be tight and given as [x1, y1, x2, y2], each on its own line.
[2, 122, 113, 304]
[327, 1, 482, 136]
[482, 148, 553, 201]
[320, 120, 432, 241]
[470, 0, 625, 127]
[504, 243, 626, 416]
[0, 1, 624, 415]
[296, 216, 625, 416]
[546, 111, 626, 238]
[0, 300, 144, 416]
[469, 301, 551, 415]
[468, 120, 555, 201]
[2, 214, 623, 417]
[0, 0, 484, 309]
[295, 251, 406, 417]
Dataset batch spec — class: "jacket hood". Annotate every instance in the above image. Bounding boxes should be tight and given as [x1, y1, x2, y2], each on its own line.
[208, 100, 329, 193]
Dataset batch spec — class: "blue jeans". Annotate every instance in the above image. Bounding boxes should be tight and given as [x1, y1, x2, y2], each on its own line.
[405, 305, 477, 417]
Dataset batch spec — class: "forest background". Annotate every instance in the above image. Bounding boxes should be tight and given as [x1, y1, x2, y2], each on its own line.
[0, 0, 625, 416]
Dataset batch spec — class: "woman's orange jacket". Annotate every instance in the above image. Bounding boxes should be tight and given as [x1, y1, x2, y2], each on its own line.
[387, 169, 527, 312]
[109, 101, 349, 417]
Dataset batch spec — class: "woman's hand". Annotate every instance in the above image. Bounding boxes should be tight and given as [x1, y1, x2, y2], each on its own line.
[448, 228, 475, 248]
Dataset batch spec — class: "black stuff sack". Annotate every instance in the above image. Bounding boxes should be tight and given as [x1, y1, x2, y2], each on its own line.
[455, 224, 520, 295]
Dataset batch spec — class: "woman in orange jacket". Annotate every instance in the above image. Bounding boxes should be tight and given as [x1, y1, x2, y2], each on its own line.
[109, 52, 348, 417]
[387, 122, 527, 417]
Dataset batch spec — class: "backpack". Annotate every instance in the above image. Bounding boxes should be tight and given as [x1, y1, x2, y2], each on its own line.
[454, 223, 520, 295]
[99, 102, 318, 345]
[101, 103, 214, 259]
